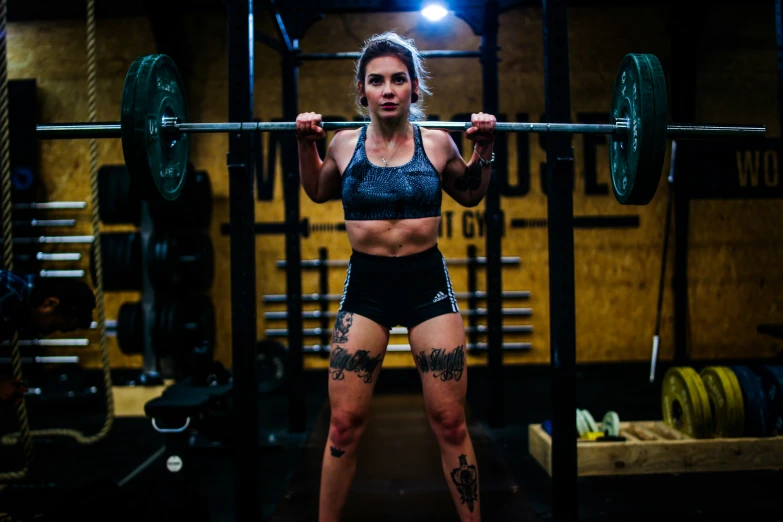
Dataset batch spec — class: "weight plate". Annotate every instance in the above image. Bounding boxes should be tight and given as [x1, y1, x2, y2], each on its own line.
[180, 296, 216, 380]
[601, 411, 620, 437]
[91, 233, 142, 291]
[116, 302, 143, 355]
[581, 409, 598, 432]
[700, 366, 744, 438]
[730, 365, 771, 437]
[257, 339, 287, 394]
[121, 55, 151, 198]
[148, 232, 214, 292]
[641, 53, 668, 200]
[130, 54, 189, 201]
[576, 409, 589, 436]
[609, 53, 667, 205]
[662, 366, 710, 438]
[147, 166, 213, 229]
[98, 165, 140, 224]
[753, 365, 783, 436]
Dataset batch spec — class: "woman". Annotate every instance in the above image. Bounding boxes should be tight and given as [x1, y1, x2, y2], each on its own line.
[296, 31, 495, 522]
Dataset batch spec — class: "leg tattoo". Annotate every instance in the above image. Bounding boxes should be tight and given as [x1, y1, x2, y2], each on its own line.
[329, 346, 383, 384]
[415, 345, 465, 381]
[332, 311, 354, 344]
[330, 446, 345, 458]
[450, 454, 479, 513]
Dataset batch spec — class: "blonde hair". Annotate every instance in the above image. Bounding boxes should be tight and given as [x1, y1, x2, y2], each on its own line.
[354, 31, 432, 121]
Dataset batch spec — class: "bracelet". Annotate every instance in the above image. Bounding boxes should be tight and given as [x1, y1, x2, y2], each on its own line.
[474, 143, 495, 168]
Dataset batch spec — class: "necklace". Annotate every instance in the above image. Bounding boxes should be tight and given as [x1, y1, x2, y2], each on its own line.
[371, 125, 408, 167]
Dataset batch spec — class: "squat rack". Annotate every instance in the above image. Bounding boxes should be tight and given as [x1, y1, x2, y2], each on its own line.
[225, 1, 577, 521]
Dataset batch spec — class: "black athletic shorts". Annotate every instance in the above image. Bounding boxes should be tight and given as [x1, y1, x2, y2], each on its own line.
[338, 244, 460, 329]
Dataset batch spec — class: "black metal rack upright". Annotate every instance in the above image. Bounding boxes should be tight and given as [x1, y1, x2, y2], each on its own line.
[226, 1, 259, 520]
[542, 1, 578, 520]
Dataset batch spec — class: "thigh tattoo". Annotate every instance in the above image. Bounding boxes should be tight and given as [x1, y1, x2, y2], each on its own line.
[332, 311, 354, 344]
[415, 345, 465, 381]
[329, 346, 383, 384]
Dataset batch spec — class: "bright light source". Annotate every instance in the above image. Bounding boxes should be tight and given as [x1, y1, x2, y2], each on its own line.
[421, 4, 448, 22]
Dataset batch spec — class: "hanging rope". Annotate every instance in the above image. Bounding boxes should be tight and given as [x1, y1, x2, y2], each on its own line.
[0, 0, 114, 450]
[0, 0, 34, 482]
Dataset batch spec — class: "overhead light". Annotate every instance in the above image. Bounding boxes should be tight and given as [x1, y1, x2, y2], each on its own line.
[421, 3, 448, 22]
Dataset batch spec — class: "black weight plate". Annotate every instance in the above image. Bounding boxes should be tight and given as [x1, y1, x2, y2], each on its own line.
[147, 166, 213, 229]
[98, 165, 140, 225]
[609, 53, 666, 205]
[178, 296, 216, 380]
[152, 300, 185, 356]
[257, 339, 287, 394]
[754, 365, 783, 436]
[131, 54, 189, 201]
[121, 55, 153, 198]
[640, 53, 668, 203]
[730, 365, 772, 437]
[116, 301, 143, 355]
[91, 232, 142, 291]
[147, 232, 214, 293]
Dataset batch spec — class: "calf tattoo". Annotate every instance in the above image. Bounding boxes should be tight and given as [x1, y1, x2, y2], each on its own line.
[450, 454, 479, 513]
[329, 346, 382, 383]
[330, 446, 345, 458]
[332, 311, 354, 344]
[415, 345, 465, 381]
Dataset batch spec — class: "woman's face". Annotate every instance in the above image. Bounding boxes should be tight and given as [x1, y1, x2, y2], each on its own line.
[360, 55, 418, 121]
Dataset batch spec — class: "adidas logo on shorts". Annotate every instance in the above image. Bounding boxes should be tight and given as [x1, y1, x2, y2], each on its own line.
[433, 291, 447, 303]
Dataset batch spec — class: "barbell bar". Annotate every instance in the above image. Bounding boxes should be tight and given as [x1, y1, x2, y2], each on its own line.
[33, 53, 765, 205]
[37, 119, 763, 139]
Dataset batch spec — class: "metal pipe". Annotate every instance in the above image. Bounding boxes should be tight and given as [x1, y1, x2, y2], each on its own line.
[262, 290, 531, 302]
[264, 307, 532, 319]
[264, 325, 533, 337]
[12, 202, 86, 210]
[275, 256, 521, 268]
[298, 50, 483, 60]
[304, 342, 532, 353]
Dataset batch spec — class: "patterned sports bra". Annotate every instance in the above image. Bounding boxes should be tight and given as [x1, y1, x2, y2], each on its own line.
[341, 124, 441, 221]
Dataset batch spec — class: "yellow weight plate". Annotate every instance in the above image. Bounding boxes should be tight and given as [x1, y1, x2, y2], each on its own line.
[721, 366, 746, 437]
[662, 366, 709, 438]
[700, 366, 744, 438]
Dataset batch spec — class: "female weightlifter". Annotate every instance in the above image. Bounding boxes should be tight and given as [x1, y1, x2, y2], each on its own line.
[296, 31, 495, 522]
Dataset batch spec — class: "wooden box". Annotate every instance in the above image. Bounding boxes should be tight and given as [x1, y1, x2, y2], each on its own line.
[528, 421, 783, 476]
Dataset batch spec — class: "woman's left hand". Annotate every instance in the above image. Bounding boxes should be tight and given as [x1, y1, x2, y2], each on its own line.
[466, 112, 496, 143]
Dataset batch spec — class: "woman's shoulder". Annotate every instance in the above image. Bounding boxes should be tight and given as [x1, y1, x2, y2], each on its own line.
[328, 127, 363, 161]
[419, 126, 454, 150]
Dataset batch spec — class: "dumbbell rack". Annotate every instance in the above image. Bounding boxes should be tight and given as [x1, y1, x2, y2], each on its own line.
[8, 200, 93, 362]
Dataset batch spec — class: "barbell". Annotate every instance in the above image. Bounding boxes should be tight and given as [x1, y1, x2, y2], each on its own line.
[35, 53, 765, 205]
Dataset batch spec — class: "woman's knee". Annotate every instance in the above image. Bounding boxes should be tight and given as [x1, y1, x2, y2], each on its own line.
[329, 408, 369, 447]
[427, 406, 467, 446]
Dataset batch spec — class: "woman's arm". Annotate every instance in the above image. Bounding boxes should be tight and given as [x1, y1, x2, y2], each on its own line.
[297, 112, 343, 203]
[441, 113, 496, 207]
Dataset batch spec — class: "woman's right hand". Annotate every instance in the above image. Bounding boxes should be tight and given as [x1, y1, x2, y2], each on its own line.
[296, 112, 326, 141]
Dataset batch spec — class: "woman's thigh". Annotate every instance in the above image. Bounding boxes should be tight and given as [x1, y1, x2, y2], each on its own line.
[328, 311, 391, 414]
[408, 311, 467, 411]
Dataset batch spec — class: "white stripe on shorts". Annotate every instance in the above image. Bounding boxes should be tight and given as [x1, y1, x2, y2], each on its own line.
[338, 262, 352, 310]
[441, 257, 458, 313]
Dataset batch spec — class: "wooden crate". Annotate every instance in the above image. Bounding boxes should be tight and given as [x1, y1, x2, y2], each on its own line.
[528, 421, 783, 476]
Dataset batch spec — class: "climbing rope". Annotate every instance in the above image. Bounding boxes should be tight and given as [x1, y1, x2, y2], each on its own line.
[0, 0, 115, 453]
